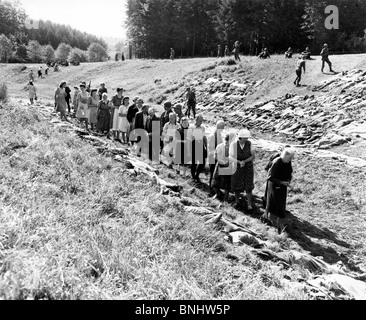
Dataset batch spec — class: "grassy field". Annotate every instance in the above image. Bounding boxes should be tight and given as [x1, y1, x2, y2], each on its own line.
[1, 54, 366, 300]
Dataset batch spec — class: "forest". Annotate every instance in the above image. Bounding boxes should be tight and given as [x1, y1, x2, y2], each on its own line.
[126, 0, 366, 59]
[0, 0, 108, 63]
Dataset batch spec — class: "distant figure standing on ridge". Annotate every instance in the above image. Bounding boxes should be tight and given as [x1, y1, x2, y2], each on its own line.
[320, 43, 334, 73]
[170, 48, 175, 60]
[234, 41, 241, 61]
[217, 45, 222, 58]
[294, 55, 306, 87]
[224, 45, 230, 57]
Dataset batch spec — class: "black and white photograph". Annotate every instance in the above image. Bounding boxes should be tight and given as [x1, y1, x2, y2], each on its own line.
[1, 0, 366, 304]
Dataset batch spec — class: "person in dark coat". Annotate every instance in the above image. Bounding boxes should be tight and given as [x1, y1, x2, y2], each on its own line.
[128, 97, 143, 145]
[65, 85, 72, 113]
[185, 87, 196, 119]
[160, 101, 173, 153]
[264, 148, 295, 234]
[146, 107, 160, 162]
[96, 93, 112, 135]
[229, 129, 256, 210]
[133, 104, 149, 157]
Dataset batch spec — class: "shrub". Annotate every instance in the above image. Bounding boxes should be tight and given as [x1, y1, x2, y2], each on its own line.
[0, 82, 8, 103]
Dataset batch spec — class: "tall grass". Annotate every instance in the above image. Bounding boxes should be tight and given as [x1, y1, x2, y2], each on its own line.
[0, 102, 310, 300]
[0, 82, 8, 103]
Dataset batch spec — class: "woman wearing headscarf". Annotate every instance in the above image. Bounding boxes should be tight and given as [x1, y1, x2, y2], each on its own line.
[110, 87, 124, 142]
[27, 81, 37, 105]
[212, 133, 236, 203]
[96, 93, 112, 135]
[54, 81, 69, 122]
[229, 128, 255, 210]
[265, 148, 295, 234]
[76, 82, 90, 130]
[88, 89, 99, 132]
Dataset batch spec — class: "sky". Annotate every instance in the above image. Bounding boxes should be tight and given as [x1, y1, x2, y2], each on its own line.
[19, 0, 127, 40]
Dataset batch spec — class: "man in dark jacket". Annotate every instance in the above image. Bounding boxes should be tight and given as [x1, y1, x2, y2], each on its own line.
[133, 104, 149, 157]
[146, 107, 160, 162]
[320, 43, 334, 73]
[65, 85, 71, 113]
[127, 97, 142, 145]
[160, 101, 173, 153]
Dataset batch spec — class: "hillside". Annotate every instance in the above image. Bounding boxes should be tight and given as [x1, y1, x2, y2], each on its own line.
[1, 54, 366, 300]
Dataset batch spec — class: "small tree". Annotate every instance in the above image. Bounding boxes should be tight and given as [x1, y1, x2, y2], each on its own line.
[26, 40, 44, 63]
[44, 45, 55, 62]
[68, 48, 88, 64]
[0, 34, 13, 63]
[88, 42, 109, 62]
[55, 42, 72, 62]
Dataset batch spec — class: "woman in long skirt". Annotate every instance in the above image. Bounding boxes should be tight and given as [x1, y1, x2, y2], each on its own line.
[118, 96, 130, 144]
[229, 129, 255, 210]
[212, 133, 236, 203]
[54, 81, 69, 121]
[97, 93, 111, 135]
[110, 88, 124, 142]
[88, 89, 99, 131]
[76, 83, 90, 130]
[265, 148, 295, 234]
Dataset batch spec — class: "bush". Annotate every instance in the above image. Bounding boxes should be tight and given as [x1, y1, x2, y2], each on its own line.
[68, 48, 88, 65]
[0, 82, 8, 103]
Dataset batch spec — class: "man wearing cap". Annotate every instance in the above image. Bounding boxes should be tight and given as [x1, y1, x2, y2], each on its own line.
[98, 83, 108, 100]
[229, 128, 255, 210]
[207, 120, 225, 189]
[187, 114, 207, 183]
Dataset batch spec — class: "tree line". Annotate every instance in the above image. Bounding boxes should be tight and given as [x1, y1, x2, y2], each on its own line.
[0, 0, 109, 63]
[125, 0, 366, 59]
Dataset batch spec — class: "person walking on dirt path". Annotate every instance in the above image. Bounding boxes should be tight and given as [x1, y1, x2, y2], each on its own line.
[110, 87, 124, 142]
[187, 114, 207, 184]
[229, 129, 255, 211]
[212, 133, 236, 204]
[294, 55, 306, 87]
[96, 93, 112, 136]
[208, 120, 225, 190]
[185, 87, 196, 119]
[27, 81, 37, 105]
[37, 66, 43, 79]
[88, 89, 99, 132]
[321, 43, 334, 73]
[76, 82, 90, 130]
[65, 85, 72, 114]
[263, 147, 295, 234]
[234, 41, 241, 61]
[54, 81, 69, 122]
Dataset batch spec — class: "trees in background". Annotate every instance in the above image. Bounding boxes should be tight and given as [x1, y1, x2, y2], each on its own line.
[126, 0, 366, 58]
[0, 34, 13, 62]
[88, 43, 109, 62]
[0, 0, 109, 63]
